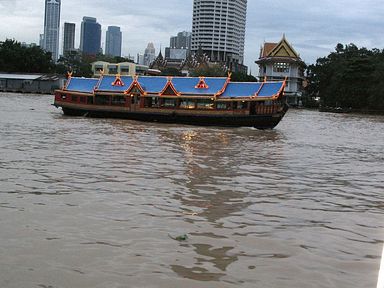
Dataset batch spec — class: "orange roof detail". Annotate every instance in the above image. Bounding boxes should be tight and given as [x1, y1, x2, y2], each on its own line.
[112, 75, 125, 87]
[260, 43, 278, 58]
[195, 77, 209, 89]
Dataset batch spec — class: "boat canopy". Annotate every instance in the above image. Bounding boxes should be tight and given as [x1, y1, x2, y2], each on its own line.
[62, 75, 285, 99]
[65, 77, 99, 94]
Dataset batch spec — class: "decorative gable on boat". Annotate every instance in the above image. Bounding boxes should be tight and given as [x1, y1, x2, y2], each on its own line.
[195, 77, 209, 89]
[112, 75, 125, 87]
[160, 78, 180, 96]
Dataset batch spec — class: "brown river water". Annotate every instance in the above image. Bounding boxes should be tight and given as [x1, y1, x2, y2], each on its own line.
[0, 93, 383, 288]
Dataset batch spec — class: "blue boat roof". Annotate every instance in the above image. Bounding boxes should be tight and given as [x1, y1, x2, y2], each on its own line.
[63, 76, 285, 99]
[96, 75, 134, 92]
[257, 82, 284, 97]
[65, 77, 99, 93]
[137, 76, 168, 93]
[171, 77, 228, 95]
[221, 82, 263, 98]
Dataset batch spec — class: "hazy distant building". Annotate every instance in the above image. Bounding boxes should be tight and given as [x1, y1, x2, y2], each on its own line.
[144, 43, 156, 66]
[165, 48, 188, 60]
[191, 0, 247, 72]
[170, 31, 191, 50]
[165, 31, 192, 62]
[39, 34, 45, 48]
[63, 22, 76, 54]
[137, 53, 145, 65]
[80, 17, 101, 56]
[43, 0, 61, 61]
[105, 26, 122, 57]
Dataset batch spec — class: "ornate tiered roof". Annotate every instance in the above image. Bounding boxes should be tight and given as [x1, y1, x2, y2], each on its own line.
[63, 75, 285, 100]
[257, 35, 304, 64]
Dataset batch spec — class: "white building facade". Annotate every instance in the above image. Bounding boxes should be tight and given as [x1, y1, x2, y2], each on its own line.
[43, 0, 61, 62]
[191, 0, 247, 71]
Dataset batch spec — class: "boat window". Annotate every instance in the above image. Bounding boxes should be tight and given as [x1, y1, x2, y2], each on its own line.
[162, 99, 176, 108]
[216, 102, 230, 110]
[71, 95, 78, 102]
[111, 96, 126, 105]
[144, 98, 152, 108]
[238, 101, 248, 109]
[95, 95, 110, 105]
[87, 96, 94, 104]
[196, 99, 214, 109]
[151, 97, 159, 107]
[180, 99, 195, 109]
[80, 96, 86, 103]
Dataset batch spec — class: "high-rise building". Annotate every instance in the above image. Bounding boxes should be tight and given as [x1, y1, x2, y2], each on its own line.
[165, 31, 192, 61]
[80, 17, 101, 56]
[63, 22, 76, 54]
[191, 0, 247, 70]
[137, 53, 145, 65]
[105, 26, 122, 57]
[43, 0, 61, 61]
[170, 31, 192, 50]
[143, 43, 156, 66]
[39, 34, 45, 48]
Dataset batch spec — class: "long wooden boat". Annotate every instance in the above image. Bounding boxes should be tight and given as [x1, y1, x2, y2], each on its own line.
[53, 74, 288, 129]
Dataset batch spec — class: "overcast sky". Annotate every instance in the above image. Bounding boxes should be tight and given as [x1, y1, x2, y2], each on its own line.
[0, 0, 383, 73]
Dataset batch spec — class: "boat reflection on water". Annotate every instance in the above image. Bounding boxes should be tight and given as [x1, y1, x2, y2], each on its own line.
[153, 127, 286, 281]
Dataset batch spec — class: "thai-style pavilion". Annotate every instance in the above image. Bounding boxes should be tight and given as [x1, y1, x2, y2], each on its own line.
[256, 35, 305, 106]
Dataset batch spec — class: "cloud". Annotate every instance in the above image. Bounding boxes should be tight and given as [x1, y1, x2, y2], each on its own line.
[0, 0, 383, 72]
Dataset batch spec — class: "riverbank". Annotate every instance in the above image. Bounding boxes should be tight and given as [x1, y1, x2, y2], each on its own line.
[0, 73, 64, 94]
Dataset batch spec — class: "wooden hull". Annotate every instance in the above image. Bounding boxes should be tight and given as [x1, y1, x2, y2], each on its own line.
[56, 101, 288, 130]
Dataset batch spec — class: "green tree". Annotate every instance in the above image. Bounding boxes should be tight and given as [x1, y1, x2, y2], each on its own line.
[160, 67, 183, 76]
[230, 72, 257, 82]
[189, 64, 227, 77]
[56, 50, 92, 77]
[0, 39, 53, 73]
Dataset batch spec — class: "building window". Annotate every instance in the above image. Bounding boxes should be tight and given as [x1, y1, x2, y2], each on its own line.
[108, 66, 118, 74]
[273, 62, 290, 73]
[120, 68, 130, 74]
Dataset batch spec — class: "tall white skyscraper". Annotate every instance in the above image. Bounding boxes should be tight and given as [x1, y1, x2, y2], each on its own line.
[105, 26, 122, 57]
[191, 0, 247, 69]
[43, 0, 61, 61]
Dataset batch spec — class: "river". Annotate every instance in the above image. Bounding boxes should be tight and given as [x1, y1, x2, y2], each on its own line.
[0, 93, 383, 288]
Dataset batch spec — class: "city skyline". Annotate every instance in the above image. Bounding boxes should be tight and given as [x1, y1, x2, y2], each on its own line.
[0, 0, 383, 72]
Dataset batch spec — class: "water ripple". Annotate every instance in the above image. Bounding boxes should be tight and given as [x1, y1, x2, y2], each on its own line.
[0, 94, 383, 288]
